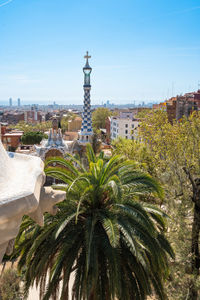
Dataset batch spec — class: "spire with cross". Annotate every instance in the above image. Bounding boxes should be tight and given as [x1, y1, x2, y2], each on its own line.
[84, 51, 92, 70]
[79, 52, 93, 143]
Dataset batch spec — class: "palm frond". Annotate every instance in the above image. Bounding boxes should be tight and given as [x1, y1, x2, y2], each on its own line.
[45, 166, 75, 183]
[45, 157, 80, 176]
[15, 150, 173, 300]
[86, 143, 96, 163]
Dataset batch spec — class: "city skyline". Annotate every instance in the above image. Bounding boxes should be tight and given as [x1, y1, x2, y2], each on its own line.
[0, 0, 200, 104]
[0, 97, 157, 107]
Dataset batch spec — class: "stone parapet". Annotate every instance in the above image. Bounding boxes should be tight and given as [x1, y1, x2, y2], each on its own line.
[0, 141, 65, 262]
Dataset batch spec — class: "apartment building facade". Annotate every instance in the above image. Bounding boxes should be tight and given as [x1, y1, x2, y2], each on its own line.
[110, 112, 140, 141]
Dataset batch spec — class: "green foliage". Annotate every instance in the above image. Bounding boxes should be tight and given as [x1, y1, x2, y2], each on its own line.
[135, 108, 151, 119]
[91, 132, 101, 154]
[139, 110, 200, 200]
[15, 144, 173, 300]
[43, 133, 48, 139]
[112, 137, 155, 175]
[92, 107, 113, 129]
[60, 114, 75, 133]
[138, 110, 200, 299]
[10, 121, 52, 133]
[21, 131, 45, 145]
[0, 268, 22, 300]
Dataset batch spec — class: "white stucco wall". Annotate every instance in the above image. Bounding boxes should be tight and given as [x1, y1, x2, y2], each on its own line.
[110, 116, 140, 140]
[0, 140, 66, 263]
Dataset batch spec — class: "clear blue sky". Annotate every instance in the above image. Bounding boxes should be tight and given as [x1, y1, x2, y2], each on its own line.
[0, 0, 200, 105]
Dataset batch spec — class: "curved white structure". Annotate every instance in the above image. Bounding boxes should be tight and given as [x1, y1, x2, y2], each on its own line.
[0, 141, 65, 262]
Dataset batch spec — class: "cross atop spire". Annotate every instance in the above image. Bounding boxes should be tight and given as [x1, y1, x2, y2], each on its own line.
[84, 51, 91, 61]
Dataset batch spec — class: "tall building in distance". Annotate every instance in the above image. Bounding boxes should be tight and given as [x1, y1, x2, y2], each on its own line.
[17, 98, 21, 107]
[79, 51, 93, 143]
[9, 98, 12, 107]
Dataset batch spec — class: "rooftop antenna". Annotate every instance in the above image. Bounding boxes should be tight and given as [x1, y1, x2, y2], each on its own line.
[198, 81, 200, 91]
[167, 88, 169, 99]
[171, 82, 174, 97]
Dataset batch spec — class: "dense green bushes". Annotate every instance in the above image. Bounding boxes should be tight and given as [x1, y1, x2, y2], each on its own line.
[21, 131, 47, 145]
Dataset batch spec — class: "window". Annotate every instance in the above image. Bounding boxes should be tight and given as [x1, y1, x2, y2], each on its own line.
[7, 138, 11, 143]
[125, 130, 128, 134]
[125, 124, 128, 128]
[132, 124, 134, 128]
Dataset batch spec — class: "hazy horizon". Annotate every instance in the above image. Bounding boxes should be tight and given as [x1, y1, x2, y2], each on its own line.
[0, 99, 157, 106]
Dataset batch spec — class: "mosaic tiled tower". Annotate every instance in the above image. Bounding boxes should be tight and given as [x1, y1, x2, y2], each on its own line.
[79, 51, 93, 142]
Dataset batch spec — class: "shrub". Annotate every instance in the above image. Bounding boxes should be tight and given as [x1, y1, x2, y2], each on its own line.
[21, 131, 44, 145]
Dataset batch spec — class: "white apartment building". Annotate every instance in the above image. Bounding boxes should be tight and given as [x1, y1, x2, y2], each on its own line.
[110, 112, 140, 140]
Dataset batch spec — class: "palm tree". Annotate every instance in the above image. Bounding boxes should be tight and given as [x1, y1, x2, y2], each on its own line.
[16, 145, 174, 300]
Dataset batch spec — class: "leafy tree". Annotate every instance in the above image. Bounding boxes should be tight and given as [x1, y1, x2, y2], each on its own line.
[112, 137, 155, 175]
[60, 118, 68, 133]
[10, 121, 52, 133]
[21, 131, 44, 145]
[34, 121, 52, 133]
[135, 108, 151, 119]
[92, 107, 113, 129]
[91, 132, 101, 154]
[10, 121, 32, 133]
[15, 145, 173, 300]
[60, 113, 76, 133]
[139, 110, 200, 299]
